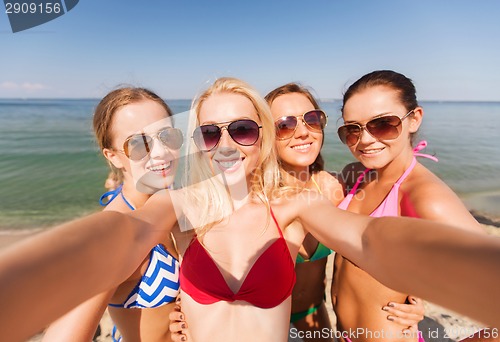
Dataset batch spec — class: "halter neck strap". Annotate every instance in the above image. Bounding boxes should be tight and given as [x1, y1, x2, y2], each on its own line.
[413, 140, 438, 162]
[346, 140, 437, 196]
[99, 184, 135, 210]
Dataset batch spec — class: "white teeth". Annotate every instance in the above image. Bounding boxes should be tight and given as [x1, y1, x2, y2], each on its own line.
[361, 148, 383, 154]
[150, 161, 172, 172]
[292, 143, 311, 151]
[219, 160, 238, 168]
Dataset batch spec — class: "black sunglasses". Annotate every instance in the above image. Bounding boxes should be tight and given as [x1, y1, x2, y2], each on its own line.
[192, 119, 262, 152]
[337, 110, 414, 147]
[117, 127, 183, 161]
[274, 110, 328, 140]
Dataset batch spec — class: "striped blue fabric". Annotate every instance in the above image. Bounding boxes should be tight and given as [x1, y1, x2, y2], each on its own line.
[101, 186, 180, 309]
[121, 244, 180, 308]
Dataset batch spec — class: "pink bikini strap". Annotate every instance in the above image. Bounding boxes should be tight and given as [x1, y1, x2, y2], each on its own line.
[347, 140, 438, 193]
[395, 157, 417, 186]
[346, 168, 370, 196]
[413, 140, 438, 162]
[395, 140, 438, 185]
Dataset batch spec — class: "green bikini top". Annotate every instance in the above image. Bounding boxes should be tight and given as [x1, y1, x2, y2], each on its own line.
[296, 242, 332, 263]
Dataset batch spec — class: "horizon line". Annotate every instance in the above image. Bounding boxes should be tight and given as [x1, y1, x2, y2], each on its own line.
[1, 97, 500, 104]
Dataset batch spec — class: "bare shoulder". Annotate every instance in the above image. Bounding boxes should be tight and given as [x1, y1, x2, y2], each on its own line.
[271, 191, 329, 224]
[145, 189, 177, 210]
[315, 170, 341, 186]
[313, 171, 344, 204]
[402, 163, 483, 232]
[102, 196, 131, 213]
[269, 195, 299, 225]
[403, 163, 457, 208]
[129, 189, 177, 232]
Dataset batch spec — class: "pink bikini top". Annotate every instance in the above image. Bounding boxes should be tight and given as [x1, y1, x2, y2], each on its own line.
[337, 141, 438, 217]
[179, 208, 296, 309]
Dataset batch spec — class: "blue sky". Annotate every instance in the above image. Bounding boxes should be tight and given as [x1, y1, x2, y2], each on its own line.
[1, 0, 500, 101]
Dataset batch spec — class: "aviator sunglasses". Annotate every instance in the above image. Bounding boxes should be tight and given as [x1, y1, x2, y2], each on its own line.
[337, 110, 414, 147]
[117, 127, 184, 161]
[274, 110, 328, 140]
[192, 119, 262, 152]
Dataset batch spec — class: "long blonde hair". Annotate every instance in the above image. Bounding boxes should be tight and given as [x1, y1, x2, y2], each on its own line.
[185, 77, 281, 237]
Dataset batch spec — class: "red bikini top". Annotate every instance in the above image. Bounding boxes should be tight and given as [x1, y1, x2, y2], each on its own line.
[179, 208, 296, 309]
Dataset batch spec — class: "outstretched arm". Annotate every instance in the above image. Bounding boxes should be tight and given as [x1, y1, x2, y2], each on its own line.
[0, 190, 177, 342]
[296, 194, 500, 327]
[42, 289, 114, 342]
[360, 217, 499, 330]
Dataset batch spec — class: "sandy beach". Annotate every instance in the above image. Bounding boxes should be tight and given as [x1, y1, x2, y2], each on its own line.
[2, 212, 499, 342]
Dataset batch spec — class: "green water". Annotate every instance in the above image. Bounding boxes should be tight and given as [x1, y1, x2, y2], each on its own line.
[1, 99, 499, 230]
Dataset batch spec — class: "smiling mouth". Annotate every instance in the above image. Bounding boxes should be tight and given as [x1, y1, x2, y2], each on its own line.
[360, 147, 384, 154]
[148, 161, 174, 173]
[216, 158, 243, 172]
[291, 143, 312, 151]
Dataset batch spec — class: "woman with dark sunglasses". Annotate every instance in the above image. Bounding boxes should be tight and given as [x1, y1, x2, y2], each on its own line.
[0, 77, 498, 342]
[331, 70, 486, 342]
[42, 87, 183, 342]
[170, 82, 426, 341]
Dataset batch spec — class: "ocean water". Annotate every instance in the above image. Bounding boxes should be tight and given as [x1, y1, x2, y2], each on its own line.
[0, 99, 499, 231]
[322, 100, 500, 216]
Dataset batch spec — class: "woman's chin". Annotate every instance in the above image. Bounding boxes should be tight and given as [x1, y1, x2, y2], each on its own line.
[135, 174, 175, 194]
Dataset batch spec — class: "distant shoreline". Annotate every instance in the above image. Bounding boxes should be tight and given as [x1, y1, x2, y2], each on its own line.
[2, 98, 500, 104]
